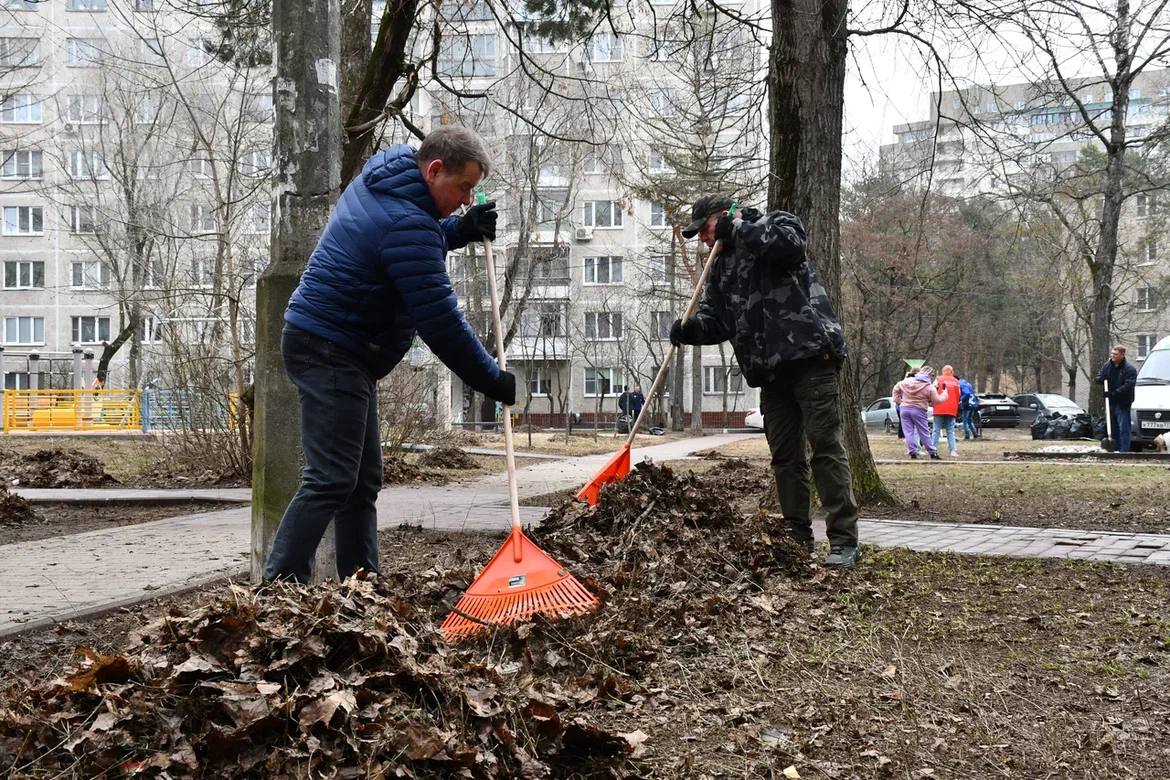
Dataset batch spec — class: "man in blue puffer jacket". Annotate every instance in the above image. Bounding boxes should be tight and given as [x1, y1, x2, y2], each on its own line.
[265, 126, 516, 583]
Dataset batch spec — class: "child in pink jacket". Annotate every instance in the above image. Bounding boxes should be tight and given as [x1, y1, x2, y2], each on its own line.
[893, 366, 949, 459]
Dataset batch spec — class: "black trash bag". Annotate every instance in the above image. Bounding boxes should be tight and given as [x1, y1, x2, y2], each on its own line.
[1050, 417, 1073, 440]
[1031, 414, 1051, 440]
[1092, 417, 1108, 439]
[1069, 413, 1094, 438]
[616, 414, 632, 434]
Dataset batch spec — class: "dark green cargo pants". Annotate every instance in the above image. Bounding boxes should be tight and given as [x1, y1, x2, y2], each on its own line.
[759, 359, 859, 547]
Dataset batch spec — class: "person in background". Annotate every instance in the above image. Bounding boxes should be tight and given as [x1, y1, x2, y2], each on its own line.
[931, 365, 961, 458]
[1095, 344, 1138, 453]
[893, 366, 948, 460]
[617, 385, 632, 417]
[958, 375, 979, 440]
[630, 384, 645, 421]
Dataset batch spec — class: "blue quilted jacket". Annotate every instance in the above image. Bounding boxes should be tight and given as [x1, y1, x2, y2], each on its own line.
[285, 145, 500, 390]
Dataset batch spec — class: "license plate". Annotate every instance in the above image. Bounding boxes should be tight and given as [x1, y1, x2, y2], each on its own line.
[1141, 421, 1170, 430]
[996, 406, 1011, 411]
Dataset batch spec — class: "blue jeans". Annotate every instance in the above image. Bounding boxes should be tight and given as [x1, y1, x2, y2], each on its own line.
[1112, 405, 1132, 453]
[961, 408, 977, 438]
[931, 414, 957, 453]
[264, 326, 382, 583]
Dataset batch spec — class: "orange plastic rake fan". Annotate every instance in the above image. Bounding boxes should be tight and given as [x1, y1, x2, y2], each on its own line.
[441, 189, 599, 640]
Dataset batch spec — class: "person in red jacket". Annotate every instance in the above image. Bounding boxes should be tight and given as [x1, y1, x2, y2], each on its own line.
[932, 365, 962, 458]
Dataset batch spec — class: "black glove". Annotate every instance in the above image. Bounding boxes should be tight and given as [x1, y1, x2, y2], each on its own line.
[714, 214, 736, 248]
[489, 370, 516, 406]
[670, 318, 695, 347]
[460, 200, 497, 243]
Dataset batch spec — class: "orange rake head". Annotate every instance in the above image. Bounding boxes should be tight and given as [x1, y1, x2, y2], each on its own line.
[574, 443, 631, 506]
[441, 526, 599, 641]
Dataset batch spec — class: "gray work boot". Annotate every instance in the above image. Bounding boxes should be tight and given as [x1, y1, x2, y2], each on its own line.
[825, 545, 861, 569]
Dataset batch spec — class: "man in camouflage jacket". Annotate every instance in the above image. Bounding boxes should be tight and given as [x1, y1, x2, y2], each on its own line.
[671, 194, 860, 568]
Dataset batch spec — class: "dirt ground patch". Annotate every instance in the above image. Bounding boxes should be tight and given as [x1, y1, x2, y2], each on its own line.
[0, 436, 165, 481]
[472, 428, 693, 456]
[0, 447, 119, 488]
[417, 444, 479, 470]
[4, 506, 1170, 776]
[0, 500, 239, 545]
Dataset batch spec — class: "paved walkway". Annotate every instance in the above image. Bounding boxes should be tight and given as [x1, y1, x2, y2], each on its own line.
[4, 430, 1170, 637]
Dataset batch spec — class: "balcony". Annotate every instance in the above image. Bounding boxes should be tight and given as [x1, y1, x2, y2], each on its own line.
[506, 336, 569, 361]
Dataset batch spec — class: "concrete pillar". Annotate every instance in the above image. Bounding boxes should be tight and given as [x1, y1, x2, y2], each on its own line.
[83, 351, 94, 388]
[27, 353, 39, 390]
[72, 348, 83, 390]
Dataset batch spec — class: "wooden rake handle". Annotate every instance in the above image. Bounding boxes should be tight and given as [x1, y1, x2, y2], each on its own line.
[475, 191, 523, 562]
[624, 213, 734, 447]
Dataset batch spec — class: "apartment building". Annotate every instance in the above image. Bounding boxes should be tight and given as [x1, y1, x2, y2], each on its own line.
[879, 71, 1170, 404]
[0, 0, 269, 393]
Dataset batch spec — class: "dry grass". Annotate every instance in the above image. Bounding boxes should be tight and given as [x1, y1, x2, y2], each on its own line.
[0, 434, 166, 481]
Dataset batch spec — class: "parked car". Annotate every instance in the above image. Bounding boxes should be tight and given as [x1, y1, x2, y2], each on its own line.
[745, 407, 764, 429]
[862, 396, 932, 433]
[1011, 393, 1085, 426]
[975, 392, 1020, 428]
[1131, 335, 1170, 451]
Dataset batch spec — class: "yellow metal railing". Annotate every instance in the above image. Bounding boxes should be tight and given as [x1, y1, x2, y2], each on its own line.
[2, 389, 142, 433]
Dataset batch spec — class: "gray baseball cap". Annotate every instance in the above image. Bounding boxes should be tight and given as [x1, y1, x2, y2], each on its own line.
[681, 193, 734, 238]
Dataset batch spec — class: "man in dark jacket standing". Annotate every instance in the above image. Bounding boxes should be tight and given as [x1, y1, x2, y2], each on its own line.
[670, 194, 860, 568]
[1095, 345, 1138, 452]
[265, 126, 516, 583]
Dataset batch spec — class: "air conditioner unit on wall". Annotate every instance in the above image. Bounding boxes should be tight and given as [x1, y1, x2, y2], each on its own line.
[575, 227, 593, 241]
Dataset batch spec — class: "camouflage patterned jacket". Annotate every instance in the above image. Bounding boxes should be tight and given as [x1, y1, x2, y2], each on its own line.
[679, 210, 848, 387]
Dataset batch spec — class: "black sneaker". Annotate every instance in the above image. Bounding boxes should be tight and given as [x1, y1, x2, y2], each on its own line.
[909, 452, 918, 459]
[825, 545, 861, 568]
[929, 452, 941, 460]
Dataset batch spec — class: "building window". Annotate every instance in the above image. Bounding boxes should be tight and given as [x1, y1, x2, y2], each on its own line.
[1, 149, 42, 180]
[1, 94, 42, 123]
[519, 301, 565, 338]
[588, 32, 623, 62]
[71, 260, 110, 288]
[649, 254, 668, 283]
[63, 94, 103, 124]
[0, 38, 40, 67]
[527, 366, 552, 397]
[70, 205, 98, 234]
[192, 257, 215, 287]
[2, 206, 43, 235]
[135, 0, 156, 10]
[188, 157, 214, 178]
[249, 203, 271, 234]
[3, 260, 43, 289]
[583, 255, 623, 284]
[1, 1, 39, 10]
[1141, 241, 1157, 266]
[67, 0, 108, 9]
[4, 316, 44, 345]
[243, 91, 274, 120]
[648, 88, 676, 117]
[190, 204, 218, 232]
[239, 149, 270, 177]
[437, 34, 497, 77]
[143, 316, 165, 343]
[65, 38, 104, 66]
[582, 200, 623, 228]
[1136, 193, 1158, 218]
[584, 367, 623, 397]
[584, 311, 623, 340]
[704, 365, 745, 395]
[1137, 287, 1159, 312]
[652, 311, 673, 340]
[1138, 334, 1158, 359]
[66, 150, 107, 179]
[648, 149, 673, 173]
[134, 94, 159, 123]
[582, 145, 619, 174]
[650, 202, 668, 228]
[72, 316, 112, 344]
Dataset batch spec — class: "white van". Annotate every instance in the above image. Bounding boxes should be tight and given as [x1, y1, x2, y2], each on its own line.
[1130, 335, 1170, 451]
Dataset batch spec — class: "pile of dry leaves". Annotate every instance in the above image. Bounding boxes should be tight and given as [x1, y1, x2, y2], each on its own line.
[417, 445, 479, 470]
[0, 448, 119, 488]
[0, 484, 37, 526]
[0, 578, 642, 777]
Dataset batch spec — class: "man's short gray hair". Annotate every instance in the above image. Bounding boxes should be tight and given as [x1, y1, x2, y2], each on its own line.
[417, 126, 491, 178]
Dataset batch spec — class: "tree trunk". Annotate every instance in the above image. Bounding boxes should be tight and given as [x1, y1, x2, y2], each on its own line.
[96, 315, 140, 385]
[690, 344, 703, 433]
[251, 0, 341, 583]
[768, 0, 893, 504]
[671, 346, 684, 431]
